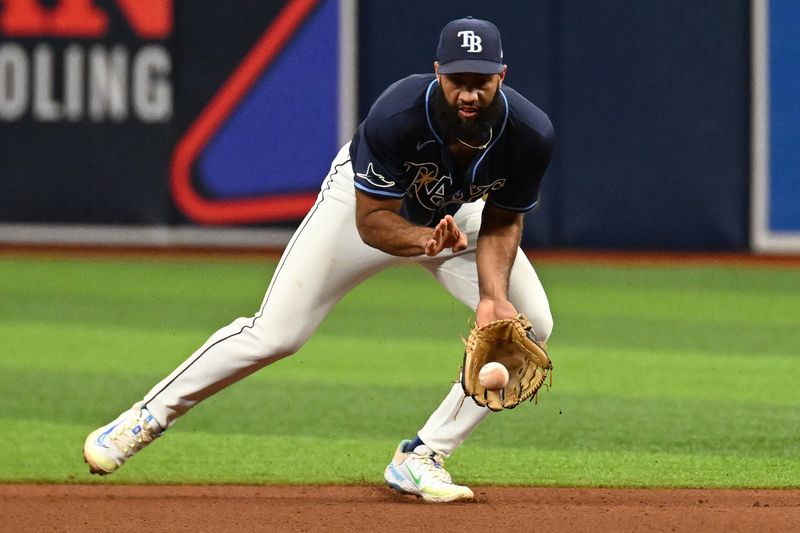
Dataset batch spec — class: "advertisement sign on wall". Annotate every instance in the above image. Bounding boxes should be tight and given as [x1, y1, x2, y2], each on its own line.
[0, 0, 355, 234]
[752, 0, 800, 252]
[0, 0, 175, 224]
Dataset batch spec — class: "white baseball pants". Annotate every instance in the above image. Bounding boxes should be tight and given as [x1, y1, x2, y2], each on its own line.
[142, 143, 553, 456]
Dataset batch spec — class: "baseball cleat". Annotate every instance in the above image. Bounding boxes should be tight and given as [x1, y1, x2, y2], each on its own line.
[384, 439, 474, 503]
[83, 403, 163, 475]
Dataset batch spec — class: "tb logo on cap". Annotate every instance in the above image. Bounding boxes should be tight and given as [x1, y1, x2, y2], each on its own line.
[457, 30, 483, 53]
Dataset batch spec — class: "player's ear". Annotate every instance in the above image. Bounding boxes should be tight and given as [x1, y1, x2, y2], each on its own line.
[498, 65, 508, 86]
[434, 61, 441, 84]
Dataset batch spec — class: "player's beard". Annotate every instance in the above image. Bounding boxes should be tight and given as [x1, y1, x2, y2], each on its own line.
[432, 85, 504, 144]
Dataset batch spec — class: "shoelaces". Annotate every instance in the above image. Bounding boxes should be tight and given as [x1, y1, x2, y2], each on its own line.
[413, 453, 453, 484]
[109, 410, 158, 455]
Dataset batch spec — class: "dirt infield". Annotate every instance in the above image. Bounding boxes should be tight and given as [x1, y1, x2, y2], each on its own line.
[2, 485, 799, 532]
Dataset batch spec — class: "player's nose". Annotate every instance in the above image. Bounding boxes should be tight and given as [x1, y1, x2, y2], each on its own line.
[458, 88, 479, 104]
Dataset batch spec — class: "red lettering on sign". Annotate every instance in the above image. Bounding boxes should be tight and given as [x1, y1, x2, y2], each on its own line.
[115, 0, 172, 38]
[0, 0, 107, 37]
[0, 0, 171, 38]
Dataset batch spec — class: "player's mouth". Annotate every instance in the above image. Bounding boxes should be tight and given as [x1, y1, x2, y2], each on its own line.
[458, 106, 480, 119]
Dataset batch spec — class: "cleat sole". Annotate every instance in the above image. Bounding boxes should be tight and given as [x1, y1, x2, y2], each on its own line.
[83, 450, 111, 476]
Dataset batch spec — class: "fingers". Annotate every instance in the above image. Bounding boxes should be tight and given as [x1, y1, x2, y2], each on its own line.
[424, 219, 446, 256]
[451, 225, 467, 252]
[442, 215, 464, 251]
[424, 237, 441, 256]
[433, 218, 446, 241]
[425, 215, 468, 256]
[444, 215, 468, 252]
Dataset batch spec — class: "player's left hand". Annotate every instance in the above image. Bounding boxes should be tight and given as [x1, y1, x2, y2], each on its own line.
[461, 313, 552, 411]
[475, 298, 517, 327]
[425, 215, 467, 256]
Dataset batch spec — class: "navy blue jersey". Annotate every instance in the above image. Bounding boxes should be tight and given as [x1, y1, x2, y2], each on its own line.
[350, 74, 554, 227]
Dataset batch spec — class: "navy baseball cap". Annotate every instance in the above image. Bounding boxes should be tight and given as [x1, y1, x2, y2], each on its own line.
[436, 16, 504, 74]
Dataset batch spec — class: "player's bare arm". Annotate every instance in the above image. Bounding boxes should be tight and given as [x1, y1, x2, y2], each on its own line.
[355, 190, 467, 257]
[475, 201, 523, 326]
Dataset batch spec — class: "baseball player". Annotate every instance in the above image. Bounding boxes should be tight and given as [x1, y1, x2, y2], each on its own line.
[83, 16, 554, 503]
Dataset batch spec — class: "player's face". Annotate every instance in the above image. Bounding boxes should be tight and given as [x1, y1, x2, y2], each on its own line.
[436, 69, 506, 122]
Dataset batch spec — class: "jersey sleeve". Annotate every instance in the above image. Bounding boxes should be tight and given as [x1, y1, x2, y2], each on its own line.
[488, 118, 554, 212]
[352, 111, 411, 199]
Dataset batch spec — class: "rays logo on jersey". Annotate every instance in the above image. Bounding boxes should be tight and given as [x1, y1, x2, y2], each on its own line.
[405, 161, 507, 211]
[405, 162, 451, 210]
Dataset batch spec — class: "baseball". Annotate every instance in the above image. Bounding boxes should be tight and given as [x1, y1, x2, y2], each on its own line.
[479, 362, 509, 391]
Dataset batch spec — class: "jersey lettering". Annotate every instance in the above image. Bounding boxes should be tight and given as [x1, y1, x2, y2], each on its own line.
[404, 160, 507, 212]
[405, 161, 450, 210]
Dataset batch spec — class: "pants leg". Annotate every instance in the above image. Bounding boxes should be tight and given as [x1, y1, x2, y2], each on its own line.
[142, 145, 398, 427]
[414, 202, 553, 456]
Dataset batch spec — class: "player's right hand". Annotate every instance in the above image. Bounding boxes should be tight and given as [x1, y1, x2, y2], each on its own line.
[424, 215, 468, 256]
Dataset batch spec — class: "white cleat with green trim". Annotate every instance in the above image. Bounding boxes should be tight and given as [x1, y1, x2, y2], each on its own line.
[384, 440, 474, 503]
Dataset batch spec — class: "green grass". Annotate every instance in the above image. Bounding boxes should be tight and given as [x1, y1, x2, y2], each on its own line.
[0, 254, 798, 487]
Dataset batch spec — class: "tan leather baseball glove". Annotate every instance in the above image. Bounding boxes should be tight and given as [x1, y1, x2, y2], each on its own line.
[461, 315, 552, 412]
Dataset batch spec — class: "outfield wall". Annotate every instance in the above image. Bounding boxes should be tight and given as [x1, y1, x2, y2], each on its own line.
[0, 0, 795, 252]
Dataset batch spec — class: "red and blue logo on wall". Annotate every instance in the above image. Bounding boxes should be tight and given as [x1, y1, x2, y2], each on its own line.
[171, 0, 345, 225]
